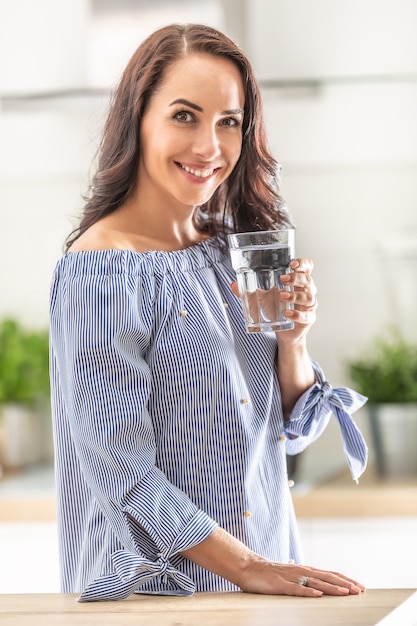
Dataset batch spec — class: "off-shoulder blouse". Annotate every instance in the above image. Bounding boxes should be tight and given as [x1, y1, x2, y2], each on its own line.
[49, 238, 367, 601]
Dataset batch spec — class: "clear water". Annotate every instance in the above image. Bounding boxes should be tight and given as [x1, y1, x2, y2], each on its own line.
[229, 244, 294, 332]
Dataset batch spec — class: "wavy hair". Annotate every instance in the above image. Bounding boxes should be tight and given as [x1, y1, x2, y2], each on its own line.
[65, 23, 293, 251]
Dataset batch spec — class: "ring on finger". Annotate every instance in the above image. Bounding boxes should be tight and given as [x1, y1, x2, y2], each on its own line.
[298, 576, 308, 586]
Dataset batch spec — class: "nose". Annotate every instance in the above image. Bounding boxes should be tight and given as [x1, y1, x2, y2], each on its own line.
[192, 124, 221, 160]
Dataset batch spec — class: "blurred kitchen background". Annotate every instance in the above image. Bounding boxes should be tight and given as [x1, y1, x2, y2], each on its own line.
[0, 0, 416, 593]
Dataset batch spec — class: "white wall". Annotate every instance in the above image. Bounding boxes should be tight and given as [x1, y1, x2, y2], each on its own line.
[0, 0, 92, 326]
[246, 0, 417, 79]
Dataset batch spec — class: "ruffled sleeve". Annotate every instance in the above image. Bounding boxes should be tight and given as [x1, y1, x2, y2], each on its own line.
[284, 361, 368, 483]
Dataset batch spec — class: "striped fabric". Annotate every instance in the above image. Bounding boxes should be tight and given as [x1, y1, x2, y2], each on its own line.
[49, 238, 368, 602]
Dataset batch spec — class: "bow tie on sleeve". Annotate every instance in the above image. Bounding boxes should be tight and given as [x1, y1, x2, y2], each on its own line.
[79, 550, 195, 602]
[292, 380, 369, 484]
[325, 384, 368, 483]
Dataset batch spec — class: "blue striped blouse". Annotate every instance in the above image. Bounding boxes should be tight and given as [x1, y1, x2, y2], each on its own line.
[49, 238, 368, 602]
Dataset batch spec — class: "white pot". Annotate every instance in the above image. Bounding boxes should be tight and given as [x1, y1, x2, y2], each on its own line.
[0, 403, 51, 470]
[368, 403, 417, 476]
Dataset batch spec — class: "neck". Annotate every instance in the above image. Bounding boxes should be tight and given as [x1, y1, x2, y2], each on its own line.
[114, 198, 206, 251]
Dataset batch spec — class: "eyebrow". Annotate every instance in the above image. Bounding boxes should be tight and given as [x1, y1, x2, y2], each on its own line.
[169, 98, 243, 116]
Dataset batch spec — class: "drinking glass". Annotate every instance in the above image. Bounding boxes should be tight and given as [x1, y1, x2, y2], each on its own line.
[228, 229, 295, 333]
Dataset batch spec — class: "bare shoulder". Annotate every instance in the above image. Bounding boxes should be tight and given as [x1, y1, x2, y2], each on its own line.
[68, 229, 106, 252]
[68, 222, 139, 253]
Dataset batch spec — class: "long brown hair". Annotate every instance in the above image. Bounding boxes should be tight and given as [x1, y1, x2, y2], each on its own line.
[65, 23, 293, 252]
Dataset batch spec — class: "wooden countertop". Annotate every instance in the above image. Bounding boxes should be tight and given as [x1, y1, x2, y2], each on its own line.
[1, 589, 416, 626]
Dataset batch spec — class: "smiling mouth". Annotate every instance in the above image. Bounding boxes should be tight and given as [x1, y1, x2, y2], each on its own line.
[178, 163, 216, 178]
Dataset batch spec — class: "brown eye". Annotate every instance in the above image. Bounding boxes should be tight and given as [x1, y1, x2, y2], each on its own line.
[174, 110, 194, 123]
[220, 117, 241, 127]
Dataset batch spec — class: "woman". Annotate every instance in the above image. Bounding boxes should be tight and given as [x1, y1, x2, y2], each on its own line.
[49, 23, 368, 602]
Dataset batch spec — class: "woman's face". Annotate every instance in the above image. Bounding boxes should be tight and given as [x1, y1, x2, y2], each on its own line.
[138, 53, 245, 212]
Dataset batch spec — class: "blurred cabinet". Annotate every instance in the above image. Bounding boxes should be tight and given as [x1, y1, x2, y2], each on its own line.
[245, 0, 417, 81]
[0, 0, 89, 96]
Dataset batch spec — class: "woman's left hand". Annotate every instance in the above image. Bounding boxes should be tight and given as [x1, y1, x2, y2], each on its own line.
[230, 257, 318, 342]
[277, 257, 318, 342]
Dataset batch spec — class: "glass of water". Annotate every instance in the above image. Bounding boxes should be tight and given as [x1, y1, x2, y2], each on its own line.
[228, 229, 295, 333]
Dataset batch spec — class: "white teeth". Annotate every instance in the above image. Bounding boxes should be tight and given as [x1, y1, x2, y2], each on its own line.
[181, 164, 214, 178]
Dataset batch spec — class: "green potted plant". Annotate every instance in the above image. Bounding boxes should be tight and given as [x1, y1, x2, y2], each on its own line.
[0, 318, 51, 470]
[347, 326, 417, 477]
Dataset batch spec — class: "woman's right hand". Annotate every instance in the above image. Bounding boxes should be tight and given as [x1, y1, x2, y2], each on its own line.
[237, 555, 365, 597]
